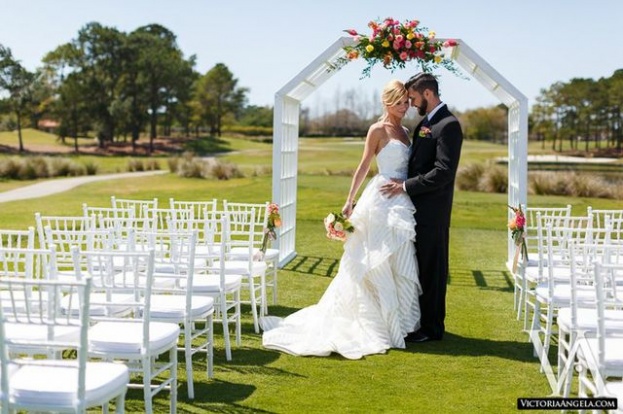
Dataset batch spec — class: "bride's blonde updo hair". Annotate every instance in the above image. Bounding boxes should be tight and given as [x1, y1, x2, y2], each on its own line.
[379, 79, 408, 122]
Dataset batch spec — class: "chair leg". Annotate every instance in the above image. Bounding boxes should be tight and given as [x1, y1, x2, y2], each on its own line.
[221, 298, 232, 361]
[170, 347, 178, 414]
[207, 313, 214, 378]
[115, 391, 126, 414]
[184, 321, 194, 399]
[143, 355, 153, 414]
[260, 272, 267, 317]
[272, 264, 278, 305]
[235, 290, 242, 346]
[248, 274, 260, 333]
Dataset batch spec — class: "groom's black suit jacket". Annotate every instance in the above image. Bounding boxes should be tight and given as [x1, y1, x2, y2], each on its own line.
[404, 103, 463, 338]
[405, 105, 463, 229]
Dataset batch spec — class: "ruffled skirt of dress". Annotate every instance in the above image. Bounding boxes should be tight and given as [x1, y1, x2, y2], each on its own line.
[261, 175, 421, 359]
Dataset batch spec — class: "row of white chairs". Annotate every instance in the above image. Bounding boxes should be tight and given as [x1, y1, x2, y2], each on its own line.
[1, 226, 222, 411]
[509, 205, 623, 406]
[0, 195, 281, 413]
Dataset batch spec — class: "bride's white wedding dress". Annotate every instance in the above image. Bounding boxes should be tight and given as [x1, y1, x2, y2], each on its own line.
[261, 139, 421, 359]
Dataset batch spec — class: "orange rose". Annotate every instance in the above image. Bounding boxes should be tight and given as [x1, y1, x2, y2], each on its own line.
[508, 218, 517, 231]
[273, 218, 282, 228]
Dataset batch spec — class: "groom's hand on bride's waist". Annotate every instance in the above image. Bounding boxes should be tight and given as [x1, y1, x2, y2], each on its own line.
[380, 179, 405, 198]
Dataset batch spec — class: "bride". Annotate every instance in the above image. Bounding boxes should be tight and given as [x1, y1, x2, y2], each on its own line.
[261, 79, 421, 359]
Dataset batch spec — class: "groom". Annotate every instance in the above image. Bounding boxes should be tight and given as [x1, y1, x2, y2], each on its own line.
[381, 72, 463, 342]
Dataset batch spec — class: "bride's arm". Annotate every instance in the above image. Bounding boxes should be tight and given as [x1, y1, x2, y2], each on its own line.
[342, 125, 381, 217]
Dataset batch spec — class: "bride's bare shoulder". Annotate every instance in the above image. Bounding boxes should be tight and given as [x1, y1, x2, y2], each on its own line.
[367, 121, 389, 137]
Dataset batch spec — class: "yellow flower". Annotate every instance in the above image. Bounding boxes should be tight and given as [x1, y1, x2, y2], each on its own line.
[434, 55, 442, 63]
[406, 32, 415, 40]
[365, 44, 374, 53]
[428, 30, 436, 39]
[381, 40, 390, 48]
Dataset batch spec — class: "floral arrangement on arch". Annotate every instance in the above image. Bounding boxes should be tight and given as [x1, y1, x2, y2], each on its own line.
[337, 17, 461, 78]
[324, 211, 355, 242]
[255, 203, 282, 261]
[508, 205, 528, 272]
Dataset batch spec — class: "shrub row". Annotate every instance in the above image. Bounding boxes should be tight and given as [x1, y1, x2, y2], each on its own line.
[456, 162, 623, 200]
[167, 152, 244, 180]
[126, 159, 161, 172]
[0, 156, 98, 180]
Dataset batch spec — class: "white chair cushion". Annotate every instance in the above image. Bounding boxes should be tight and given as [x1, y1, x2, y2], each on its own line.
[183, 274, 242, 293]
[558, 308, 623, 332]
[112, 272, 175, 289]
[0, 362, 20, 398]
[9, 361, 129, 407]
[4, 323, 80, 343]
[208, 260, 267, 276]
[604, 381, 623, 410]
[579, 337, 623, 372]
[150, 294, 214, 319]
[88, 321, 180, 353]
[61, 292, 134, 317]
[229, 247, 279, 260]
[535, 283, 594, 303]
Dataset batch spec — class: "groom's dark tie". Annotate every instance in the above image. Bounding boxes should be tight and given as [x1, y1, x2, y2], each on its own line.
[422, 116, 431, 128]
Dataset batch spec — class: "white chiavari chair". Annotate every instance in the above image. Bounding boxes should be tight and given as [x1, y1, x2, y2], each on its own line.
[110, 196, 158, 223]
[35, 213, 96, 251]
[72, 248, 180, 414]
[147, 229, 214, 400]
[588, 207, 623, 231]
[223, 200, 278, 309]
[515, 205, 572, 329]
[529, 216, 596, 390]
[556, 240, 623, 396]
[186, 214, 242, 361]
[575, 261, 623, 409]
[169, 198, 218, 221]
[214, 207, 267, 332]
[0, 276, 130, 413]
[0, 227, 35, 250]
[0, 246, 57, 326]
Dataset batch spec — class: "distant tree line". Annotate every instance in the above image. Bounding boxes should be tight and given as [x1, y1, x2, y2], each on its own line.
[0, 22, 250, 153]
[531, 70, 623, 153]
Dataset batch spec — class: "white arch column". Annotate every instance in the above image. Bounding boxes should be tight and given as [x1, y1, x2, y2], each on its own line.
[272, 37, 528, 267]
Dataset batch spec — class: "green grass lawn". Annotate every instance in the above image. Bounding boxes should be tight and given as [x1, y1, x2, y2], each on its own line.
[1, 171, 621, 413]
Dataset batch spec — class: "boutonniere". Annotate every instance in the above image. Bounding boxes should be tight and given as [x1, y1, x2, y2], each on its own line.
[418, 126, 432, 138]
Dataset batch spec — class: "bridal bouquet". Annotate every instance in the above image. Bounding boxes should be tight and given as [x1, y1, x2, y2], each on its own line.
[256, 203, 282, 260]
[337, 17, 460, 78]
[508, 204, 528, 272]
[324, 211, 355, 242]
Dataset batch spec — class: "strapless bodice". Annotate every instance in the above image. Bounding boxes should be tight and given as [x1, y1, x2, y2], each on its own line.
[376, 139, 410, 180]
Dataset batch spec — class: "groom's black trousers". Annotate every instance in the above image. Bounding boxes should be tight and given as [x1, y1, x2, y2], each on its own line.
[414, 224, 449, 340]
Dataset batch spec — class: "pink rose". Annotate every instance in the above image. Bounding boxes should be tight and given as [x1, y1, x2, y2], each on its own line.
[405, 40, 412, 49]
[399, 51, 408, 61]
[346, 29, 358, 36]
[515, 214, 526, 229]
[443, 39, 458, 47]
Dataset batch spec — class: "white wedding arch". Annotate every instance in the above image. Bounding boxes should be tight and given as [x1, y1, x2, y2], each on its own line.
[272, 36, 528, 267]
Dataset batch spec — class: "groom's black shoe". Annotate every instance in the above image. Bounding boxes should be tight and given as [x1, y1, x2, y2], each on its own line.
[405, 331, 431, 343]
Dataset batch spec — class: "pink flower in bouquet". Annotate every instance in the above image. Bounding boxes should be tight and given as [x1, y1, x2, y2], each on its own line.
[324, 212, 355, 242]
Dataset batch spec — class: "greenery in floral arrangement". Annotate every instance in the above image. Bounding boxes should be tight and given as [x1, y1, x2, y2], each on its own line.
[335, 17, 462, 78]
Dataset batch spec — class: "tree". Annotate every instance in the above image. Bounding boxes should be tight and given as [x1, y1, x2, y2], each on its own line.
[0, 44, 35, 152]
[459, 106, 507, 142]
[193, 63, 248, 136]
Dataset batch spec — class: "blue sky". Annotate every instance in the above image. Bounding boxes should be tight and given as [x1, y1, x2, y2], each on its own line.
[2, 0, 622, 114]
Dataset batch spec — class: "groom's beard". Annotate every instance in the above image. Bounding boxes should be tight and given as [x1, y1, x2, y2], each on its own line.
[417, 98, 429, 117]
